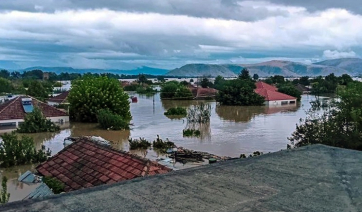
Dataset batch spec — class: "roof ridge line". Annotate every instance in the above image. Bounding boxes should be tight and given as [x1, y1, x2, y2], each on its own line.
[30, 96, 68, 114]
[0, 96, 20, 114]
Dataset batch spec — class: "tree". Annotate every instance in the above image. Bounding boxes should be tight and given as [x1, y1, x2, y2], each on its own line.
[269, 75, 285, 84]
[0, 70, 10, 79]
[17, 107, 60, 133]
[213, 75, 225, 90]
[26, 81, 49, 100]
[216, 78, 265, 106]
[0, 78, 13, 94]
[160, 81, 193, 99]
[253, 74, 259, 81]
[138, 74, 148, 85]
[68, 76, 131, 122]
[0, 132, 51, 167]
[239, 68, 251, 80]
[157, 76, 166, 83]
[289, 82, 362, 150]
[200, 77, 213, 88]
[277, 84, 302, 101]
[338, 74, 353, 86]
[299, 76, 310, 86]
[0, 176, 9, 204]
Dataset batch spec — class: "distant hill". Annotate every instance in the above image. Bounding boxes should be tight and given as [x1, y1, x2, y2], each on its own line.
[166, 64, 239, 77]
[313, 58, 362, 76]
[21, 66, 168, 75]
[166, 58, 362, 77]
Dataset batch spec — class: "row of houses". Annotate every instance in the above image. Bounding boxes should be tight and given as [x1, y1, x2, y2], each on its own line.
[0, 92, 70, 131]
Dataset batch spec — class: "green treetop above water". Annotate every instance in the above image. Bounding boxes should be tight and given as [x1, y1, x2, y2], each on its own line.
[68, 76, 131, 122]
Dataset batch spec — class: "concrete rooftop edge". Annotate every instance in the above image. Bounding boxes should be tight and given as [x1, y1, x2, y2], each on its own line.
[1, 144, 362, 212]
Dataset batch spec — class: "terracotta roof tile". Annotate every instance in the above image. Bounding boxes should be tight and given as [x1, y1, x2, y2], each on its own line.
[254, 82, 296, 101]
[0, 95, 67, 121]
[36, 137, 172, 192]
[47, 91, 69, 104]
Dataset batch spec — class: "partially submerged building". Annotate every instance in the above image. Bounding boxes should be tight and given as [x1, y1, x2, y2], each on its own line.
[47, 91, 69, 106]
[0, 96, 69, 130]
[36, 137, 171, 192]
[255, 81, 297, 106]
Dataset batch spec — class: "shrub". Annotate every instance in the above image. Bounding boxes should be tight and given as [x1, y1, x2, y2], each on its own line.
[97, 109, 129, 130]
[164, 107, 187, 116]
[128, 138, 151, 150]
[18, 107, 60, 133]
[0, 176, 9, 204]
[123, 84, 139, 91]
[152, 135, 175, 153]
[160, 81, 193, 99]
[43, 176, 65, 194]
[186, 103, 211, 123]
[0, 132, 51, 167]
[136, 86, 157, 94]
[183, 129, 201, 137]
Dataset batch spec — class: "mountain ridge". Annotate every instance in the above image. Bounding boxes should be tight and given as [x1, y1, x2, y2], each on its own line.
[166, 58, 362, 77]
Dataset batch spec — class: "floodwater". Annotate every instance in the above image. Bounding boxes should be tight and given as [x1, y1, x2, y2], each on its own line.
[0, 93, 320, 202]
[30, 93, 315, 157]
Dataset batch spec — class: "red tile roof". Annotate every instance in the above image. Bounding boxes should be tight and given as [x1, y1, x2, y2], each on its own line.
[255, 88, 296, 101]
[188, 87, 218, 98]
[36, 137, 172, 192]
[255, 81, 277, 91]
[0, 96, 67, 121]
[48, 91, 69, 104]
[254, 81, 296, 101]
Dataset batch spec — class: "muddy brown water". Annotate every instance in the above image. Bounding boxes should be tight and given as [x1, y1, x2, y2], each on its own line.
[0, 93, 321, 202]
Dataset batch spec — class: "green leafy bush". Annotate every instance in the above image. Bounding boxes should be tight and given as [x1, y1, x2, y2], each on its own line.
[0, 132, 51, 167]
[123, 84, 139, 91]
[152, 135, 175, 153]
[0, 176, 9, 204]
[68, 76, 131, 122]
[18, 107, 60, 133]
[183, 129, 201, 137]
[160, 81, 193, 100]
[129, 138, 151, 150]
[136, 86, 157, 94]
[164, 107, 187, 116]
[43, 176, 65, 194]
[97, 109, 129, 130]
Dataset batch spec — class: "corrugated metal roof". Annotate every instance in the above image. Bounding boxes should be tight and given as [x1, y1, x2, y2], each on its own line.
[23, 183, 54, 200]
[18, 171, 35, 183]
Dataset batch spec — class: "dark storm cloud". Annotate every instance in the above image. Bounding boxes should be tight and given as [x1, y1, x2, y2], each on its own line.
[0, 0, 301, 21]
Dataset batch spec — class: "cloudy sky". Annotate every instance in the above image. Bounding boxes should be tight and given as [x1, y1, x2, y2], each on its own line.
[0, 0, 361, 70]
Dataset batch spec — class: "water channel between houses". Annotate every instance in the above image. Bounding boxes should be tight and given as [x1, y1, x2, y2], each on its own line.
[0, 93, 322, 202]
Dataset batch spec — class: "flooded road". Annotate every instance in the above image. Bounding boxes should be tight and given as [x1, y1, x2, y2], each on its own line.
[0, 93, 319, 202]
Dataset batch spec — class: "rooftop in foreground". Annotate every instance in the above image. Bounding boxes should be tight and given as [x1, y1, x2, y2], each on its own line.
[1, 144, 362, 212]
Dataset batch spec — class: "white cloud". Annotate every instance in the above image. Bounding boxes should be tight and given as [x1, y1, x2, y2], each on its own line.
[1, 5, 362, 68]
[323, 50, 358, 59]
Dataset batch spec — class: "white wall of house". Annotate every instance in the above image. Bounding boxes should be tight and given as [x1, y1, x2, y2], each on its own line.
[265, 99, 297, 106]
[0, 116, 69, 131]
[47, 116, 69, 124]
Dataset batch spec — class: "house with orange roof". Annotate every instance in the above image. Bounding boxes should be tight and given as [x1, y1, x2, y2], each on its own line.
[0, 95, 69, 130]
[254, 81, 297, 106]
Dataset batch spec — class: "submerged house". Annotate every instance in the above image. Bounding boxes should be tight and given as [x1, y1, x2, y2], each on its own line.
[47, 91, 69, 106]
[187, 84, 218, 99]
[36, 137, 171, 192]
[254, 81, 297, 106]
[0, 96, 69, 130]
